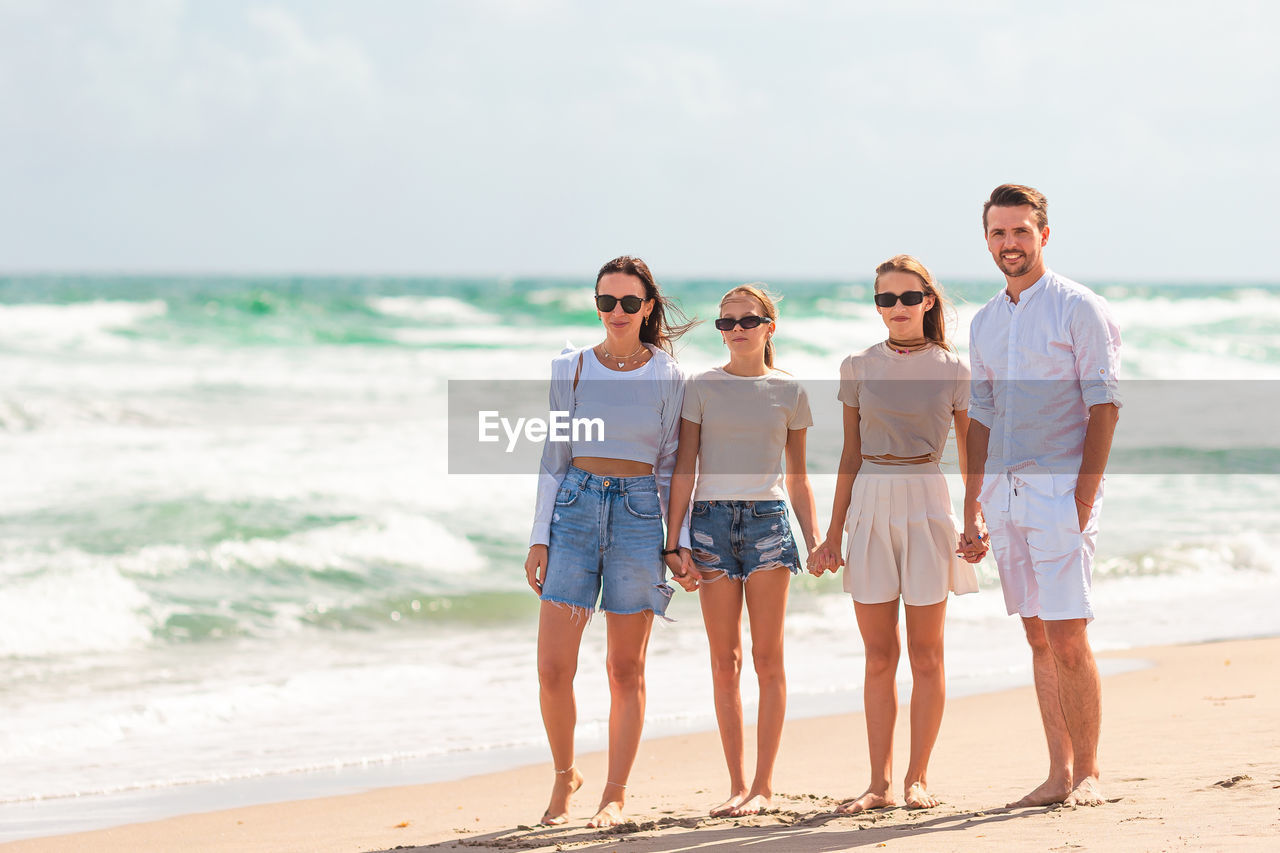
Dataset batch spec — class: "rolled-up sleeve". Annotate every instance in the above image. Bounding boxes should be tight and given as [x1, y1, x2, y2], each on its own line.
[967, 331, 995, 429]
[1072, 294, 1122, 410]
[528, 354, 575, 547]
[655, 365, 691, 549]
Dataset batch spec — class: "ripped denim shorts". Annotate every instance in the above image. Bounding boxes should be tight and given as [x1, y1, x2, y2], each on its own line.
[542, 466, 673, 618]
[689, 499, 801, 581]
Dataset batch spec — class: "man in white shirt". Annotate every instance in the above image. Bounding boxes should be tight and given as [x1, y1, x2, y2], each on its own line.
[962, 184, 1121, 809]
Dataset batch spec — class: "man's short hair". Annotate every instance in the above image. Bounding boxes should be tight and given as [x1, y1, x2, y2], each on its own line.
[983, 184, 1049, 231]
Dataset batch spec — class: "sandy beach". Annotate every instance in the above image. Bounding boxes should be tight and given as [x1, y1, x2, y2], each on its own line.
[5, 636, 1277, 853]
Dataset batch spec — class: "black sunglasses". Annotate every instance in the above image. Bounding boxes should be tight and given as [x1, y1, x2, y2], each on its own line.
[595, 294, 646, 314]
[714, 315, 773, 331]
[874, 291, 927, 308]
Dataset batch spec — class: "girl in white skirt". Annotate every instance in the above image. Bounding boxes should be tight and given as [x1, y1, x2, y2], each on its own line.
[811, 254, 987, 814]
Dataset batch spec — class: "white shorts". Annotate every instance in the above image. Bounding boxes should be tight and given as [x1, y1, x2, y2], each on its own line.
[986, 466, 1100, 622]
[843, 461, 980, 606]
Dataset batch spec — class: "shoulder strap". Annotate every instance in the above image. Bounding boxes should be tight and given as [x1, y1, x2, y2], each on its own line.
[572, 350, 585, 392]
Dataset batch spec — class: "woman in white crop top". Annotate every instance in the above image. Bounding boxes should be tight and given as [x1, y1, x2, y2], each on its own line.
[664, 284, 822, 817]
[524, 256, 691, 828]
[811, 255, 987, 815]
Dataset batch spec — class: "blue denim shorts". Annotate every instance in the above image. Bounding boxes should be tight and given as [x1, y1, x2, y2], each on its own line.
[689, 499, 801, 581]
[542, 466, 673, 618]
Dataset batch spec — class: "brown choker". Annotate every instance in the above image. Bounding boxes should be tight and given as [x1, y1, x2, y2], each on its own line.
[887, 337, 929, 354]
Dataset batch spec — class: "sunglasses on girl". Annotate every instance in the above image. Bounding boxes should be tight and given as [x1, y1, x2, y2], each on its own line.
[874, 291, 927, 308]
[595, 294, 647, 313]
[714, 315, 773, 331]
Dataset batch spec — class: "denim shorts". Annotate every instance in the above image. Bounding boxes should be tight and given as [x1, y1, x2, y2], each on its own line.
[689, 499, 801, 581]
[542, 466, 673, 618]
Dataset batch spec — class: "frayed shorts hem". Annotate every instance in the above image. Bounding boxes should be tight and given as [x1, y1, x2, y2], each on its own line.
[851, 591, 951, 607]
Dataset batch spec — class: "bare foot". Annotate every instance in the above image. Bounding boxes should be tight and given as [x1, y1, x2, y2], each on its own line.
[1064, 776, 1104, 807]
[539, 766, 584, 826]
[904, 781, 939, 809]
[587, 783, 627, 828]
[1005, 775, 1072, 808]
[709, 792, 746, 818]
[729, 791, 773, 816]
[836, 788, 896, 814]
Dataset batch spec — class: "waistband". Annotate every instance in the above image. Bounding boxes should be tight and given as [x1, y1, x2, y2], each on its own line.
[858, 460, 943, 475]
[562, 465, 657, 492]
[861, 453, 935, 466]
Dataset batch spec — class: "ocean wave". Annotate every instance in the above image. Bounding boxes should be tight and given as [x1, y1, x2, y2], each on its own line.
[1095, 532, 1279, 580]
[0, 300, 167, 351]
[368, 295, 498, 325]
[0, 556, 154, 658]
[0, 396, 174, 433]
[0, 512, 496, 657]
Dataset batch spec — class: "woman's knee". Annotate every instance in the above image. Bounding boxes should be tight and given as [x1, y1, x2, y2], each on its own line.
[906, 640, 944, 677]
[710, 648, 743, 686]
[863, 638, 900, 677]
[751, 645, 785, 684]
[606, 655, 645, 692]
[538, 656, 576, 690]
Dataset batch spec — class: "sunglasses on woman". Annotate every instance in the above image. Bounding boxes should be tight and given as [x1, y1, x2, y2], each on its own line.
[874, 291, 927, 308]
[714, 315, 773, 331]
[595, 294, 647, 314]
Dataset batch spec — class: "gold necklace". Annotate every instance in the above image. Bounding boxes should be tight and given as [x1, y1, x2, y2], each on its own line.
[601, 343, 645, 369]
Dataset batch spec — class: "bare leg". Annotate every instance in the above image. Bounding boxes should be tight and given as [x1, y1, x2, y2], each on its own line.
[838, 600, 900, 814]
[1007, 616, 1074, 808]
[730, 566, 792, 816]
[587, 610, 654, 828]
[902, 600, 947, 809]
[536, 602, 589, 824]
[1043, 618, 1104, 806]
[698, 570, 748, 816]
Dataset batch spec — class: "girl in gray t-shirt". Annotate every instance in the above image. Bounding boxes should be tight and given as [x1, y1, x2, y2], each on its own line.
[664, 284, 822, 818]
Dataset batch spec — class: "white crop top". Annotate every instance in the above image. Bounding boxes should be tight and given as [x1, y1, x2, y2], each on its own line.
[570, 352, 665, 463]
[529, 345, 687, 548]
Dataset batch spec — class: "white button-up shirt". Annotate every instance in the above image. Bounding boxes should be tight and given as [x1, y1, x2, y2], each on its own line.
[968, 270, 1122, 503]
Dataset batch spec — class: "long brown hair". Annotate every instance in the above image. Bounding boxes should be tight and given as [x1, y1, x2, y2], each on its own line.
[595, 256, 694, 355]
[720, 283, 779, 368]
[874, 255, 954, 351]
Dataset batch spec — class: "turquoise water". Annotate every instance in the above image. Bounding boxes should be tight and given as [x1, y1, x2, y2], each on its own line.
[1, 275, 1279, 836]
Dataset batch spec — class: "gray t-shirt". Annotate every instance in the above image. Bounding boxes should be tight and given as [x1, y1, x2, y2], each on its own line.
[837, 343, 969, 461]
[682, 367, 813, 501]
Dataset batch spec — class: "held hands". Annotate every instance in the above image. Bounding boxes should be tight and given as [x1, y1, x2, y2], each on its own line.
[525, 545, 548, 595]
[665, 549, 702, 592]
[806, 540, 843, 576]
[957, 509, 990, 564]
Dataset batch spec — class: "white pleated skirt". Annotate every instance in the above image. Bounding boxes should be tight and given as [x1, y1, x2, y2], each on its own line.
[843, 461, 980, 605]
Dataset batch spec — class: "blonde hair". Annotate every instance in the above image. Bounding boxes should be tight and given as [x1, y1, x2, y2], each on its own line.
[719, 283, 779, 368]
[873, 255, 954, 351]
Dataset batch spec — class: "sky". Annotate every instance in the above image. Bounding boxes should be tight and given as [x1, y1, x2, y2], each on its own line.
[1, 0, 1277, 280]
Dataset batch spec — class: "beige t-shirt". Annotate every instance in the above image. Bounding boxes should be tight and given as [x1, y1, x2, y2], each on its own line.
[837, 343, 970, 461]
[682, 367, 813, 501]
